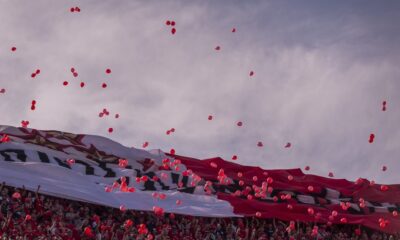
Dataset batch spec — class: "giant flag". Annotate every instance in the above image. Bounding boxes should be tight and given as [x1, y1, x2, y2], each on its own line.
[0, 125, 399, 233]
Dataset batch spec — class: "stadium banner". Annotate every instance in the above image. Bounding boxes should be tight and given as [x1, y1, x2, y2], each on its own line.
[0, 125, 399, 234]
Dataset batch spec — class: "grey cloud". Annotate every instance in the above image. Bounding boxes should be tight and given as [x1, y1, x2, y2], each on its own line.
[0, 0, 399, 183]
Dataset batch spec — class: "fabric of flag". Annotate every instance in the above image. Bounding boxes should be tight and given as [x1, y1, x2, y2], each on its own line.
[0, 125, 399, 234]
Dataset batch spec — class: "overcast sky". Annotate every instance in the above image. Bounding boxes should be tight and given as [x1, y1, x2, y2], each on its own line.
[1, 0, 399, 184]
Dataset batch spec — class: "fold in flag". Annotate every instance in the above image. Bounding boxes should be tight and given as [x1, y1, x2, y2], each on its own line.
[0, 125, 399, 234]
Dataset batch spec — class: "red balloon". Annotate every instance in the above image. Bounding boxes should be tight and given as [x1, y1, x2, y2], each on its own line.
[84, 227, 93, 237]
[140, 176, 148, 182]
[21, 120, 29, 128]
[380, 185, 389, 191]
[369, 133, 375, 143]
[124, 219, 134, 229]
[159, 193, 166, 200]
[170, 148, 175, 154]
[104, 186, 112, 192]
[153, 206, 164, 216]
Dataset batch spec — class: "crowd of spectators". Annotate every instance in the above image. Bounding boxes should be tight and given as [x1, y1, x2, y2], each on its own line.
[1, 182, 399, 240]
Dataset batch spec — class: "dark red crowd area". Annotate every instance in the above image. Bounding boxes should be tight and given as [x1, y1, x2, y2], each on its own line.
[0, 183, 399, 240]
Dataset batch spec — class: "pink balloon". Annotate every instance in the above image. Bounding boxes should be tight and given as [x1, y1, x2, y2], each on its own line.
[307, 208, 314, 215]
[267, 177, 273, 184]
[66, 159, 75, 166]
[12, 192, 21, 199]
[118, 159, 128, 168]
